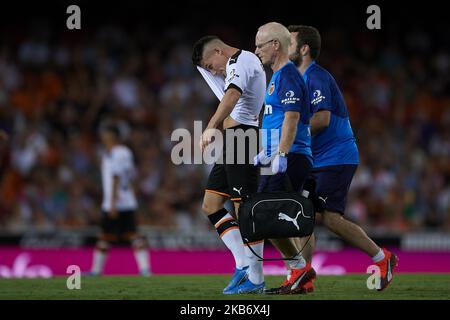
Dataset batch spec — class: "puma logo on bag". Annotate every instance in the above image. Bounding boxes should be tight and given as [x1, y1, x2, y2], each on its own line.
[278, 211, 302, 230]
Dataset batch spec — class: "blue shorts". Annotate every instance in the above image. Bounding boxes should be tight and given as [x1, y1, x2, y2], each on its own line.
[309, 164, 357, 215]
[258, 154, 312, 193]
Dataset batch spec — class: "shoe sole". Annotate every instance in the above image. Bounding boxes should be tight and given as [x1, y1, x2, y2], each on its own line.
[237, 284, 265, 294]
[265, 284, 314, 295]
[264, 285, 287, 295]
[291, 284, 314, 294]
[240, 287, 264, 294]
[378, 253, 398, 291]
[282, 268, 317, 295]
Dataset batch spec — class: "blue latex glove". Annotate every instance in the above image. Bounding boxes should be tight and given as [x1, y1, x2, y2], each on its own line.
[253, 150, 271, 167]
[271, 154, 288, 174]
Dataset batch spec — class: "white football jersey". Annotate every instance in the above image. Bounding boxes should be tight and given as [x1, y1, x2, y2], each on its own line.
[101, 145, 137, 211]
[225, 50, 266, 127]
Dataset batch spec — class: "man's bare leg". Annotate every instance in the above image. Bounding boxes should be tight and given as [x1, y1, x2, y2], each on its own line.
[321, 211, 379, 256]
[293, 233, 315, 263]
[320, 211, 398, 290]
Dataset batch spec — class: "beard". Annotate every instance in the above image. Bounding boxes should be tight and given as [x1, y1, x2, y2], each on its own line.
[289, 52, 302, 66]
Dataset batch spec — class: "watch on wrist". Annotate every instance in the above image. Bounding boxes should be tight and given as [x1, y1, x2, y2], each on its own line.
[278, 151, 287, 157]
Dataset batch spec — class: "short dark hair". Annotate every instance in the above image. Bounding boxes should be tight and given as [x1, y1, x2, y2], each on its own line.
[192, 35, 220, 66]
[100, 123, 120, 139]
[288, 25, 321, 60]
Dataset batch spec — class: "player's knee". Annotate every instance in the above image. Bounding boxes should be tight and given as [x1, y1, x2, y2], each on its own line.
[202, 201, 220, 215]
[96, 240, 110, 252]
[201, 201, 211, 214]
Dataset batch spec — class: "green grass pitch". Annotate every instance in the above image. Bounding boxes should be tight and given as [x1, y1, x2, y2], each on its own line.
[1, 274, 449, 300]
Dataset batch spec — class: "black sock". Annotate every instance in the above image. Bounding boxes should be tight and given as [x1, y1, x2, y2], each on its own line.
[207, 208, 228, 225]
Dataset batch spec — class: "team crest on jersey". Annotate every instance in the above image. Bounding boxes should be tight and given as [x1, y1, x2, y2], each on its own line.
[226, 68, 239, 86]
[268, 82, 275, 95]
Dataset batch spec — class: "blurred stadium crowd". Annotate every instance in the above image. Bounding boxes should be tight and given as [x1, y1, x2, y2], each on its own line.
[0, 22, 449, 234]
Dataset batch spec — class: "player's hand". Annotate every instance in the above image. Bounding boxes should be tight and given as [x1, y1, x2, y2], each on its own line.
[199, 128, 216, 151]
[253, 150, 271, 167]
[108, 207, 118, 219]
[272, 154, 287, 174]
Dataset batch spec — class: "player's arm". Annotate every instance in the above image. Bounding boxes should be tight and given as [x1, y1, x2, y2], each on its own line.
[200, 87, 241, 150]
[205, 87, 241, 129]
[309, 78, 332, 135]
[270, 111, 300, 174]
[279, 111, 300, 154]
[278, 72, 305, 154]
[310, 110, 330, 135]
